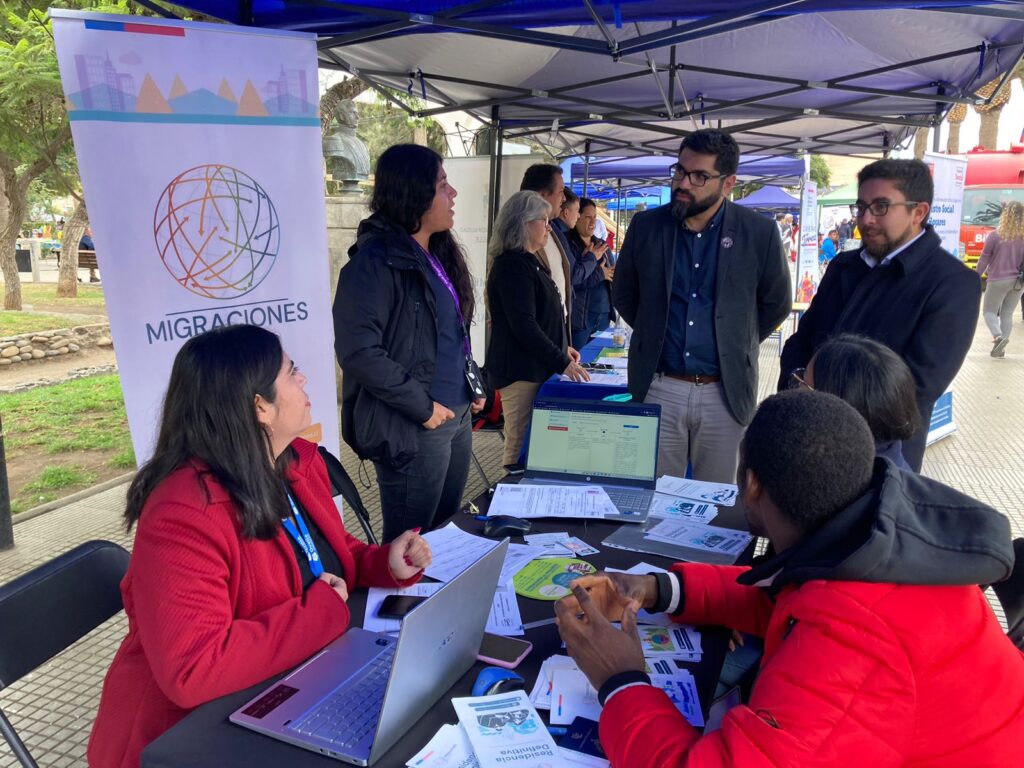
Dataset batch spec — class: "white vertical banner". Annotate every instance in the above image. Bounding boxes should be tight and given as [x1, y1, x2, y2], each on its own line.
[52, 10, 339, 463]
[796, 180, 819, 303]
[923, 151, 968, 259]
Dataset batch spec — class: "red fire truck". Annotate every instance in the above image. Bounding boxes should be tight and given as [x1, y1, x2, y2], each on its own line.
[960, 145, 1024, 268]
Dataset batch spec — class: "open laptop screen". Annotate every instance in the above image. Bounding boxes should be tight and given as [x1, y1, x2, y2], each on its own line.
[527, 400, 660, 483]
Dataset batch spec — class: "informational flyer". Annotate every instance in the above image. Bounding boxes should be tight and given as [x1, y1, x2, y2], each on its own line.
[644, 519, 752, 557]
[655, 477, 738, 506]
[648, 493, 718, 523]
[513, 558, 597, 600]
[452, 692, 566, 768]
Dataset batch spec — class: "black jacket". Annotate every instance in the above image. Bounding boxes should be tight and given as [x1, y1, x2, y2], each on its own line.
[779, 227, 981, 464]
[612, 200, 792, 425]
[333, 214, 440, 468]
[485, 248, 571, 390]
[739, 458, 1014, 592]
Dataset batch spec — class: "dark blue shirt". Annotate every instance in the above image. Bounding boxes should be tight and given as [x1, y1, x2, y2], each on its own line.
[659, 203, 723, 376]
[423, 259, 471, 407]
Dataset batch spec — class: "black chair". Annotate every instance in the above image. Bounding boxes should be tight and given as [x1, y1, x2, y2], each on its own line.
[0, 540, 130, 767]
[992, 537, 1024, 650]
[317, 446, 379, 545]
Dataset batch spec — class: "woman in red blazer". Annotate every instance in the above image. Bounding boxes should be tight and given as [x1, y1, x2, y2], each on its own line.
[88, 325, 432, 768]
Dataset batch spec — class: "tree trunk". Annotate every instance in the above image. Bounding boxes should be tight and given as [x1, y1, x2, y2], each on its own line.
[978, 107, 1003, 150]
[320, 78, 369, 135]
[913, 127, 929, 160]
[947, 122, 962, 154]
[0, 182, 27, 311]
[57, 200, 88, 297]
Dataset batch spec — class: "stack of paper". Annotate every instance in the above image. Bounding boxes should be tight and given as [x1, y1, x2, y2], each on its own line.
[648, 493, 718, 523]
[656, 476, 739, 507]
[559, 370, 627, 386]
[421, 523, 544, 583]
[530, 654, 704, 730]
[643, 518, 752, 559]
[487, 484, 619, 520]
[523, 532, 599, 558]
[452, 691, 567, 767]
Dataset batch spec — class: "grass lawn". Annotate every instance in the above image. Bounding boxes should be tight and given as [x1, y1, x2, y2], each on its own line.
[0, 281, 107, 313]
[0, 311, 83, 336]
[4, 374, 134, 513]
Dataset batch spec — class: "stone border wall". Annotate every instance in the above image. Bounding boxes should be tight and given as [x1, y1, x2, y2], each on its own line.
[0, 323, 112, 368]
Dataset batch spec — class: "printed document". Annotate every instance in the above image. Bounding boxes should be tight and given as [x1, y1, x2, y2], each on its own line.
[648, 493, 718, 523]
[405, 723, 478, 768]
[453, 691, 566, 768]
[655, 476, 738, 507]
[422, 523, 501, 582]
[645, 519, 752, 557]
[487, 484, 618, 520]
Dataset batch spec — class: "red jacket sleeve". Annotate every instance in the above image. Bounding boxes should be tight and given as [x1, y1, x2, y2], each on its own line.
[600, 587, 915, 768]
[674, 564, 776, 638]
[130, 500, 351, 710]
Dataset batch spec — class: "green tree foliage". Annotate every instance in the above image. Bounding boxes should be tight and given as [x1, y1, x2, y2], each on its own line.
[809, 154, 831, 191]
[355, 90, 448, 168]
[0, 1, 127, 310]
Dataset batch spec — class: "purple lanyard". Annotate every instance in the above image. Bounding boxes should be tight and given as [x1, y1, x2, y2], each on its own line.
[410, 237, 472, 357]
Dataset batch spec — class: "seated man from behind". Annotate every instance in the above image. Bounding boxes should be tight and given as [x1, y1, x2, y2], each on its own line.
[556, 389, 1024, 767]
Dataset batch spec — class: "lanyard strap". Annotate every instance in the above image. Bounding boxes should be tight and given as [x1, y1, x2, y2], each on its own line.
[410, 237, 472, 357]
[282, 492, 324, 578]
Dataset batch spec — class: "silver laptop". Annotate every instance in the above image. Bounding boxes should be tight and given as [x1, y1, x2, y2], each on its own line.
[521, 398, 660, 522]
[229, 538, 509, 765]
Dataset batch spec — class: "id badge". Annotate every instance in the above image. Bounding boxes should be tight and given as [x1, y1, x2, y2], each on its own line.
[464, 358, 486, 399]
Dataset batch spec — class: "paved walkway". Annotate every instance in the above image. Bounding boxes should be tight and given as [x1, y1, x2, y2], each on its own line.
[1, 315, 1022, 766]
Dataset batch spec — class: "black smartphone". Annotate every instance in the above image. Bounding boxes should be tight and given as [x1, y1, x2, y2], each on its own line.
[377, 594, 427, 619]
[476, 632, 533, 668]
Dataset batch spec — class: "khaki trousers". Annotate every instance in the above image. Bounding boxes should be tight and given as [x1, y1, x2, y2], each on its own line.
[498, 381, 542, 466]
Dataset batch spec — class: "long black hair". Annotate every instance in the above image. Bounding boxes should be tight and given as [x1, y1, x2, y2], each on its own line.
[810, 334, 921, 442]
[371, 144, 476, 322]
[124, 325, 291, 539]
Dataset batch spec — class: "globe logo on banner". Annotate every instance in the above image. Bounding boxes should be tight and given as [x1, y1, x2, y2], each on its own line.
[153, 164, 280, 299]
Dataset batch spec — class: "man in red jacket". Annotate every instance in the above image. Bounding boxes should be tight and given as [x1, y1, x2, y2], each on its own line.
[556, 390, 1024, 767]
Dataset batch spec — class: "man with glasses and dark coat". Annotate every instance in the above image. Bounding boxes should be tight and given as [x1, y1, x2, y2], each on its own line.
[779, 159, 982, 473]
[613, 128, 791, 484]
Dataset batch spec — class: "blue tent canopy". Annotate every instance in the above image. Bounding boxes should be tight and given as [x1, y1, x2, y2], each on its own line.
[734, 185, 801, 211]
[160, 0, 1024, 159]
[570, 155, 805, 186]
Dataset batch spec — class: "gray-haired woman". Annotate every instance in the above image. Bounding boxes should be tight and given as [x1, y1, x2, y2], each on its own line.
[485, 190, 589, 467]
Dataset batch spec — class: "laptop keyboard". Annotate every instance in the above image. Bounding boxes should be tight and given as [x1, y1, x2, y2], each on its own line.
[288, 643, 395, 750]
[604, 488, 653, 515]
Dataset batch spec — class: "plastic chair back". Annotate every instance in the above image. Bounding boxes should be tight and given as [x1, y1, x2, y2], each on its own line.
[317, 446, 378, 545]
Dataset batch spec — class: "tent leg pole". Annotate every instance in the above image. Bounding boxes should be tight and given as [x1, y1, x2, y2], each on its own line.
[583, 139, 592, 198]
[486, 106, 502, 244]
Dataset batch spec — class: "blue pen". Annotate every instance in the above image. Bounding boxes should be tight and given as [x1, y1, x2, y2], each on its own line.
[547, 726, 567, 737]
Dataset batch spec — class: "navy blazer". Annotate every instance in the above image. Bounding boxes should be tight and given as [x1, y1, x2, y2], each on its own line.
[613, 200, 792, 425]
[779, 227, 981, 459]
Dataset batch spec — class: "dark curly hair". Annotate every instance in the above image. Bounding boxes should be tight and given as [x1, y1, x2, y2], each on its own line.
[740, 390, 874, 533]
[678, 128, 740, 176]
[857, 159, 934, 207]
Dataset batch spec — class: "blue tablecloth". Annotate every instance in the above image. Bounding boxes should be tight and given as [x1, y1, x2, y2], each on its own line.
[537, 336, 629, 401]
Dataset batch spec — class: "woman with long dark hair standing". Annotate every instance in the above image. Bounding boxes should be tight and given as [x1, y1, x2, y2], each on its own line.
[88, 325, 431, 768]
[334, 144, 485, 542]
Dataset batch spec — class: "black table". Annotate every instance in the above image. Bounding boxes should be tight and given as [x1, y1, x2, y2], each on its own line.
[142, 495, 751, 767]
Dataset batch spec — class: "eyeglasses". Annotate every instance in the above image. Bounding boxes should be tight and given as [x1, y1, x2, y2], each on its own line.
[669, 163, 724, 187]
[850, 200, 923, 218]
[788, 368, 813, 390]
